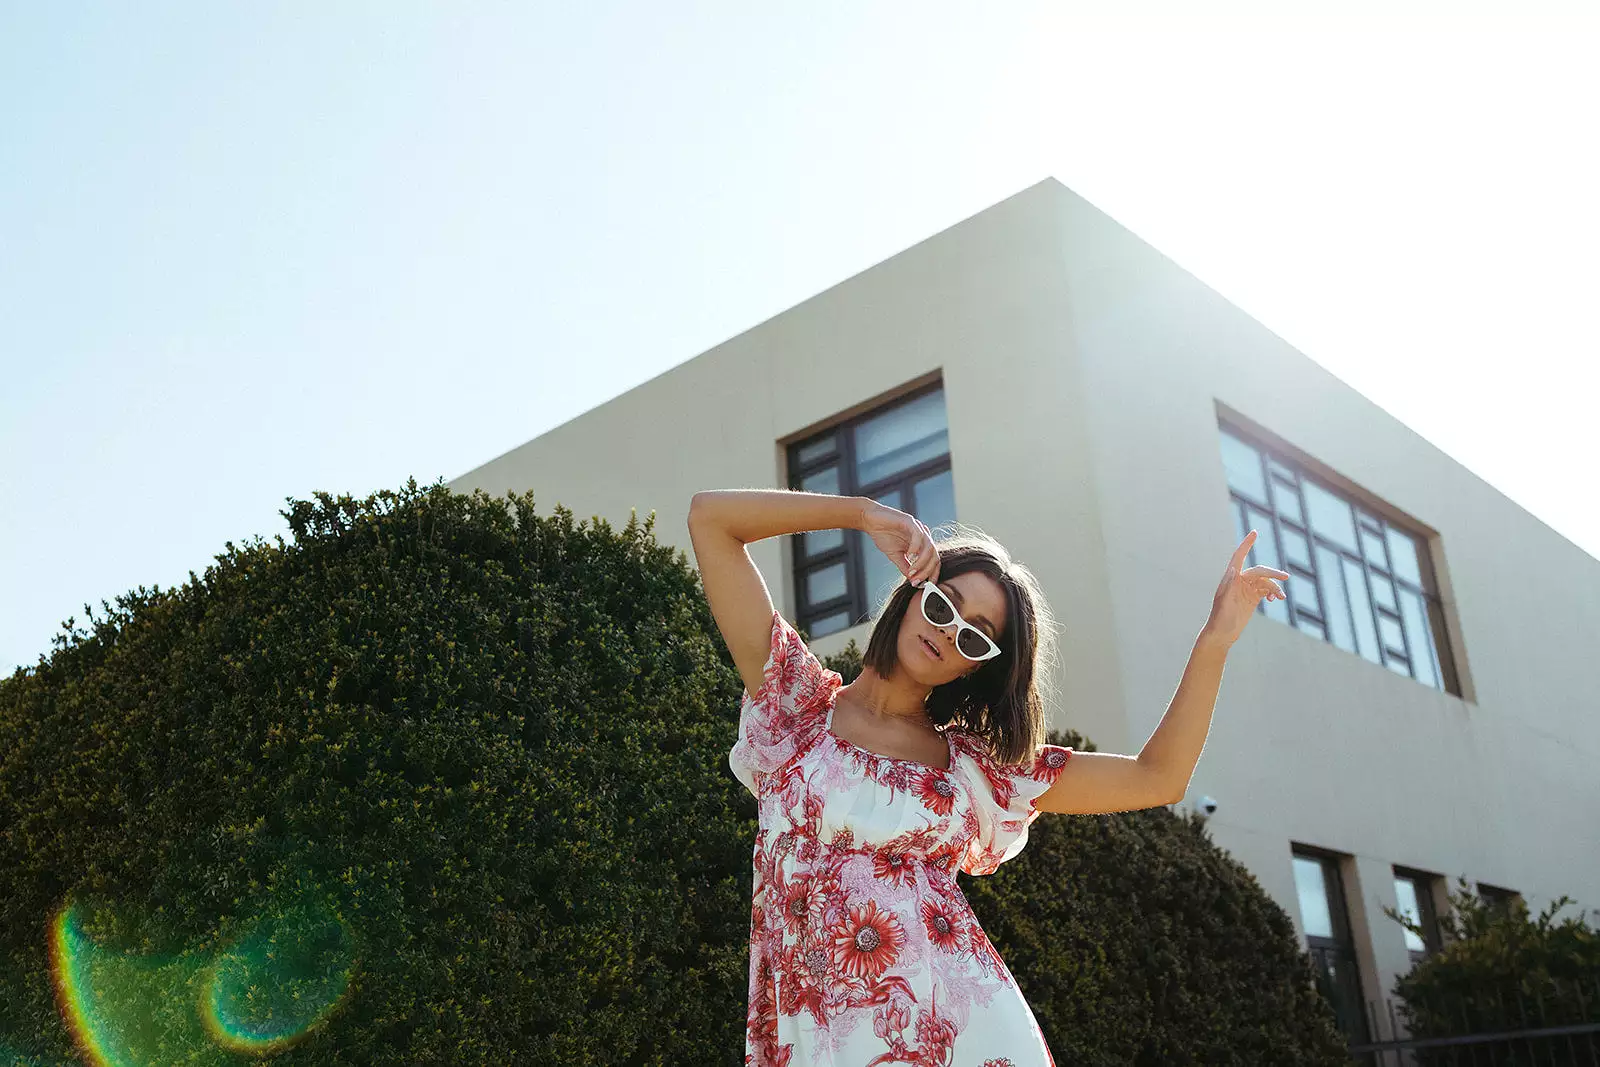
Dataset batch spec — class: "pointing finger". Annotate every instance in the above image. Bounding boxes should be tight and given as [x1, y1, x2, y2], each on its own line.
[1232, 530, 1257, 568]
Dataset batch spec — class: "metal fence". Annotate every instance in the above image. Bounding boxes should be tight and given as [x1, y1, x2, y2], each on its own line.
[1346, 975, 1600, 1067]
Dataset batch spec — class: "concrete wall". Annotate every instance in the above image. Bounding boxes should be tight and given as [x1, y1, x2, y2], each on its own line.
[447, 177, 1600, 1026]
[1038, 179, 1599, 1013]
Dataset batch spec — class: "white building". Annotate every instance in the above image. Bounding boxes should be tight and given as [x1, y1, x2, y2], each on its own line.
[446, 177, 1600, 1048]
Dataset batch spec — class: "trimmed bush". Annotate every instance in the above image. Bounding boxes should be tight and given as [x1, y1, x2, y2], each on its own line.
[1, 480, 752, 1065]
[2, 478, 1350, 1064]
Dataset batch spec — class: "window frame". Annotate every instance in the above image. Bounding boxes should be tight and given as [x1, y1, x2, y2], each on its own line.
[1393, 866, 1443, 967]
[1220, 420, 1459, 696]
[1477, 882, 1522, 917]
[787, 380, 950, 638]
[1292, 846, 1372, 1045]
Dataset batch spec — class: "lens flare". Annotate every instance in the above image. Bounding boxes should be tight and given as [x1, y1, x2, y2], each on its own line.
[49, 902, 215, 1067]
[45, 891, 357, 1064]
[199, 901, 357, 1053]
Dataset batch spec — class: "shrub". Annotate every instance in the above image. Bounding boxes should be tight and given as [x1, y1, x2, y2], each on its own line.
[1385, 878, 1600, 1064]
[0, 479, 752, 1065]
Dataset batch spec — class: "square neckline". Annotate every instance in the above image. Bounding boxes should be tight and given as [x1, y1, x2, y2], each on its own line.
[823, 695, 955, 774]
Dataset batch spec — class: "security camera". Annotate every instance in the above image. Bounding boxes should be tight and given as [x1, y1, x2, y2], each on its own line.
[1196, 795, 1218, 818]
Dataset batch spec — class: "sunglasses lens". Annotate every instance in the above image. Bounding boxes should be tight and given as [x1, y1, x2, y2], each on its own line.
[957, 629, 991, 659]
[924, 589, 954, 626]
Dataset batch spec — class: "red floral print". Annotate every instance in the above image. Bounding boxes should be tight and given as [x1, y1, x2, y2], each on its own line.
[916, 768, 959, 816]
[832, 899, 907, 981]
[918, 896, 964, 953]
[730, 609, 1072, 1065]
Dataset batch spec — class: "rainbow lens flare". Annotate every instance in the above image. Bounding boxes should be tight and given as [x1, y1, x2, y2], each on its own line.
[46, 893, 357, 1065]
[199, 902, 356, 1054]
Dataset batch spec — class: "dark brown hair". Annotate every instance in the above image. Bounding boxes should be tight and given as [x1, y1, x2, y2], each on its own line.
[860, 522, 1059, 766]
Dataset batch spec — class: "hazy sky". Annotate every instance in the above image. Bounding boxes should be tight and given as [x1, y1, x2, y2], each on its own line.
[3, 3, 1596, 677]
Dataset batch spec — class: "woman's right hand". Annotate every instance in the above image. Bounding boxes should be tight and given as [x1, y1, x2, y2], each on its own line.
[861, 501, 941, 587]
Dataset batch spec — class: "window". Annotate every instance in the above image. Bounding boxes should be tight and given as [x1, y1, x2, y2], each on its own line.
[1477, 882, 1522, 917]
[1392, 868, 1443, 968]
[1293, 848, 1371, 1046]
[1218, 424, 1457, 694]
[788, 382, 955, 639]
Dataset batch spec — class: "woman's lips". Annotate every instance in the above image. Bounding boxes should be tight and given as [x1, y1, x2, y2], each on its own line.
[921, 635, 942, 660]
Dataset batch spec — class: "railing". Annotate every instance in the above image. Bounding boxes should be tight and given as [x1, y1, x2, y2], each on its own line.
[1346, 975, 1600, 1067]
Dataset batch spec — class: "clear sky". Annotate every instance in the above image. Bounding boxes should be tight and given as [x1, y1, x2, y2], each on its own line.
[3, 3, 1595, 678]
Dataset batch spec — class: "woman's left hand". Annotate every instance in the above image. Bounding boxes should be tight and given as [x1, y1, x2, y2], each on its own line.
[1202, 530, 1289, 648]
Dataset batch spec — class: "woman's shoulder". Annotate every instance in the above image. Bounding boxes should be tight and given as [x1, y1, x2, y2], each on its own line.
[948, 727, 1069, 783]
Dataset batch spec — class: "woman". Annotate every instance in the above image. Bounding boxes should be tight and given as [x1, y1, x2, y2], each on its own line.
[687, 488, 1286, 1066]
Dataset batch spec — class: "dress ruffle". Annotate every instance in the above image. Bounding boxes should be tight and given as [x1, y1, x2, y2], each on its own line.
[952, 734, 1075, 876]
[728, 607, 843, 798]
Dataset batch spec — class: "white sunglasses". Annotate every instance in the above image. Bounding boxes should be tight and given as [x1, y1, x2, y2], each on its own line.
[917, 582, 1003, 662]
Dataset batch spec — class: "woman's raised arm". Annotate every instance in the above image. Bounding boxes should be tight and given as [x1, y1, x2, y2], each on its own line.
[687, 489, 869, 697]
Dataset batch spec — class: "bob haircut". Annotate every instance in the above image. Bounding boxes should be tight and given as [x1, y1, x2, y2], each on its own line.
[860, 522, 1059, 767]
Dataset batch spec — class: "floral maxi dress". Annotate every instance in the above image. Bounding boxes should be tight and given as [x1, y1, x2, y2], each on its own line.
[730, 609, 1076, 1067]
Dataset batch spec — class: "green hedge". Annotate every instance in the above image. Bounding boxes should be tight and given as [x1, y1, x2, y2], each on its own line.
[1385, 878, 1600, 1063]
[1, 479, 1349, 1064]
[1, 480, 752, 1065]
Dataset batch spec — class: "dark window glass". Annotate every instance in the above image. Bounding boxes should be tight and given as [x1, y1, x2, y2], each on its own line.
[854, 390, 948, 487]
[801, 528, 844, 558]
[1477, 883, 1520, 916]
[911, 469, 956, 532]
[805, 562, 848, 607]
[805, 610, 852, 638]
[800, 466, 839, 496]
[796, 434, 836, 466]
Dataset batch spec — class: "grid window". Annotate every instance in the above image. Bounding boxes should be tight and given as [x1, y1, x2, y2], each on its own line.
[1219, 425, 1456, 695]
[788, 383, 955, 639]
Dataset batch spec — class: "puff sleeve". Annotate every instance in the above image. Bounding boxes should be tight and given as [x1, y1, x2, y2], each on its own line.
[728, 608, 842, 798]
[959, 741, 1075, 876]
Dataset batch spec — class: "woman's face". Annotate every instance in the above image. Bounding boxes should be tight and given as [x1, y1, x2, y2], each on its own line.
[901, 572, 1007, 681]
